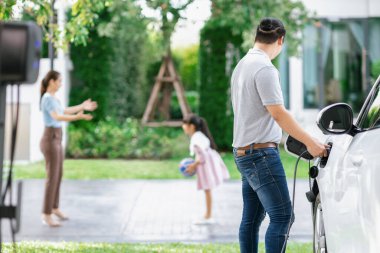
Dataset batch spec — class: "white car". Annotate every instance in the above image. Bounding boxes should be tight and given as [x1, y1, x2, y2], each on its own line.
[312, 76, 380, 253]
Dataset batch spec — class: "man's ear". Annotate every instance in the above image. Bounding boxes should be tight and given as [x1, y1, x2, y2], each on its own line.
[278, 36, 284, 46]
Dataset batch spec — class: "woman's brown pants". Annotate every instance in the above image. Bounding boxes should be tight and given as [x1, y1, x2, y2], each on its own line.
[40, 127, 63, 215]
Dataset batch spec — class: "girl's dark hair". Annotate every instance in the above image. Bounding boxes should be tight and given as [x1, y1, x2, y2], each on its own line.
[40, 70, 60, 105]
[254, 18, 286, 44]
[183, 114, 217, 150]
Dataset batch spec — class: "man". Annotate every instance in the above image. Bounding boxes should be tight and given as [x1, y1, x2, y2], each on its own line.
[231, 18, 328, 253]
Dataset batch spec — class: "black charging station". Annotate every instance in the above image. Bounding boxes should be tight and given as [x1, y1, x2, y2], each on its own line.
[0, 21, 42, 248]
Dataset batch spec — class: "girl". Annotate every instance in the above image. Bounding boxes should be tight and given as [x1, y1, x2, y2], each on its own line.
[182, 114, 230, 224]
[40, 70, 97, 227]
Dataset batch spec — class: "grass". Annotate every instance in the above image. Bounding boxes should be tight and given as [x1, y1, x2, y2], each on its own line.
[14, 148, 310, 180]
[3, 242, 313, 253]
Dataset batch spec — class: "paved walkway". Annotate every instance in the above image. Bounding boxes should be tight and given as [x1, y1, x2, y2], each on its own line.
[3, 179, 313, 243]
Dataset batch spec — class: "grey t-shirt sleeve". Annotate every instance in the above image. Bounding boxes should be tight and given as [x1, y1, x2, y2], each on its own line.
[255, 66, 284, 106]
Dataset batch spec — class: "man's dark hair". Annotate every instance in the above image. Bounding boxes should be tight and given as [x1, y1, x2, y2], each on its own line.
[254, 18, 286, 44]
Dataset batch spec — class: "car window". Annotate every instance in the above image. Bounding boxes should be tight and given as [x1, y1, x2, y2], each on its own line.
[360, 86, 380, 129]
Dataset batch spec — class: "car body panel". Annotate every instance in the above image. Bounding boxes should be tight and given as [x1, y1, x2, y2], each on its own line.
[316, 77, 380, 253]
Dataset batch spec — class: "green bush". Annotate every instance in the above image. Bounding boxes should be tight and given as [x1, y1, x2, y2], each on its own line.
[170, 91, 199, 119]
[173, 45, 199, 91]
[70, 10, 113, 125]
[67, 118, 189, 159]
[199, 21, 243, 149]
[106, 1, 151, 121]
[70, 1, 152, 126]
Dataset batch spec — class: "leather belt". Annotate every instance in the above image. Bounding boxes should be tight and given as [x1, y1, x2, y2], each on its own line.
[238, 142, 277, 150]
[236, 142, 278, 157]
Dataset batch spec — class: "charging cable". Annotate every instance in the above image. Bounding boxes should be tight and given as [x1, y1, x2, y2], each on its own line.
[280, 150, 310, 253]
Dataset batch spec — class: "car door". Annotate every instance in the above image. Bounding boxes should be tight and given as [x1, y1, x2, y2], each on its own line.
[317, 77, 380, 253]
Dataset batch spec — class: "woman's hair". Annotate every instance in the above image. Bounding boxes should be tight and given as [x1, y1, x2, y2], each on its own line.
[183, 114, 217, 150]
[40, 70, 60, 105]
[255, 18, 286, 44]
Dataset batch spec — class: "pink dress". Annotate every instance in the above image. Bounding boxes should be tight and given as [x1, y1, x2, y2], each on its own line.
[190, 132, 230, 190]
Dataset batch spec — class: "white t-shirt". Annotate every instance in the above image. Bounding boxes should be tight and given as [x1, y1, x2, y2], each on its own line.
[189, 131, 210, 156]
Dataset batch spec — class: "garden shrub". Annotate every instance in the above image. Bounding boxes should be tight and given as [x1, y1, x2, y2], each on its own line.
[67, 118, 189, 159]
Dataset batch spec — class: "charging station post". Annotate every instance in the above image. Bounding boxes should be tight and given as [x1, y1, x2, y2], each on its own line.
[0, 85, 5, 195]
[0, 21, 42, 249]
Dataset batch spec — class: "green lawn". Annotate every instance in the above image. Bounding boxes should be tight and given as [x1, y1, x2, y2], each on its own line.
[3, 242, 313, 253]
[15, 148, 310, 180]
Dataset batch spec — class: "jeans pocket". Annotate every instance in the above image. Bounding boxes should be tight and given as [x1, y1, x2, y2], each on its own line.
[243, 166, 260, 190]
[252, 157, 275, 189]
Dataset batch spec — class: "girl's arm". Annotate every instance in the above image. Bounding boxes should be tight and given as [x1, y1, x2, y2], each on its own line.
[50, 110, 92, 122]
[64, 99, 98, 115]
[186, 160, 199, 174]
[185, 146, 204, 173]
[193, 145, 205, 164]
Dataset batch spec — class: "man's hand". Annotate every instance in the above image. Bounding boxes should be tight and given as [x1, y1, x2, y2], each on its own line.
[306, 138, 330, 158]
[266, 105, 330, 158]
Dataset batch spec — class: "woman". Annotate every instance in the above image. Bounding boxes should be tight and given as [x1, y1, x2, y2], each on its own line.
[40, 70, 97, 227]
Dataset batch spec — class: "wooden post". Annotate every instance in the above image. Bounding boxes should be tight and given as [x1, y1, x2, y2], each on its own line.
[142, 55, 191, 126]
[142, 58, 167, 123]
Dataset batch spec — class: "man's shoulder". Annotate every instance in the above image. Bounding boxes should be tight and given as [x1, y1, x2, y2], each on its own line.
[241, 52, 274, 71]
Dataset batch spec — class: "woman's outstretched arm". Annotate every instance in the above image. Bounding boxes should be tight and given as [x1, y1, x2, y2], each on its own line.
[50, 111, 93, 122]
[64, 99, 98, 115]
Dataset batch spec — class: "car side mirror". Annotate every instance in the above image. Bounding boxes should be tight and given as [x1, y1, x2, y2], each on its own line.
[317, 103, 353, 135]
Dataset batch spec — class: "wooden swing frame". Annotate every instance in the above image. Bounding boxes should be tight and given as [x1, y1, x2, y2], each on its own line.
[142, 55, 191, 127]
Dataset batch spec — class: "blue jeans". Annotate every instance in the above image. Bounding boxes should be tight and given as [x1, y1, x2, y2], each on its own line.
[233, 147, 294, 253]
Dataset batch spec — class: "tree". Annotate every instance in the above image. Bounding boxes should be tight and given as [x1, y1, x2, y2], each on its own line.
[146, 0, 194, 54]
[70, 0, 150, 124]
[199, 22, 243, 149]
[173, 45, 199, 91]
[208, 0, 310, 55]
[141, 0, 195, 126]
[106, 0, 150, 120]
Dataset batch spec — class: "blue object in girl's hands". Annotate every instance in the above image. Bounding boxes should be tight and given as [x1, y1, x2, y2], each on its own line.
[179, 158, 196, 177]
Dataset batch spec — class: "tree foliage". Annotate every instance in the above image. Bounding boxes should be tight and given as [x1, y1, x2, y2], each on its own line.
[69, 9, 112, 126]
[106, 0, 150, 121]
[146, 0, 193, 53]
[1, 0, 108, 49]
[209, 0, 310, 55]
[199, 21, 243, 149]
[70, 0, 150, 125]
[173, 45, 199, 91]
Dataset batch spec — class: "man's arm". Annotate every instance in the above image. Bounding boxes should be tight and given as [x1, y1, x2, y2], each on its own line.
[266, 104, 328, 157]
